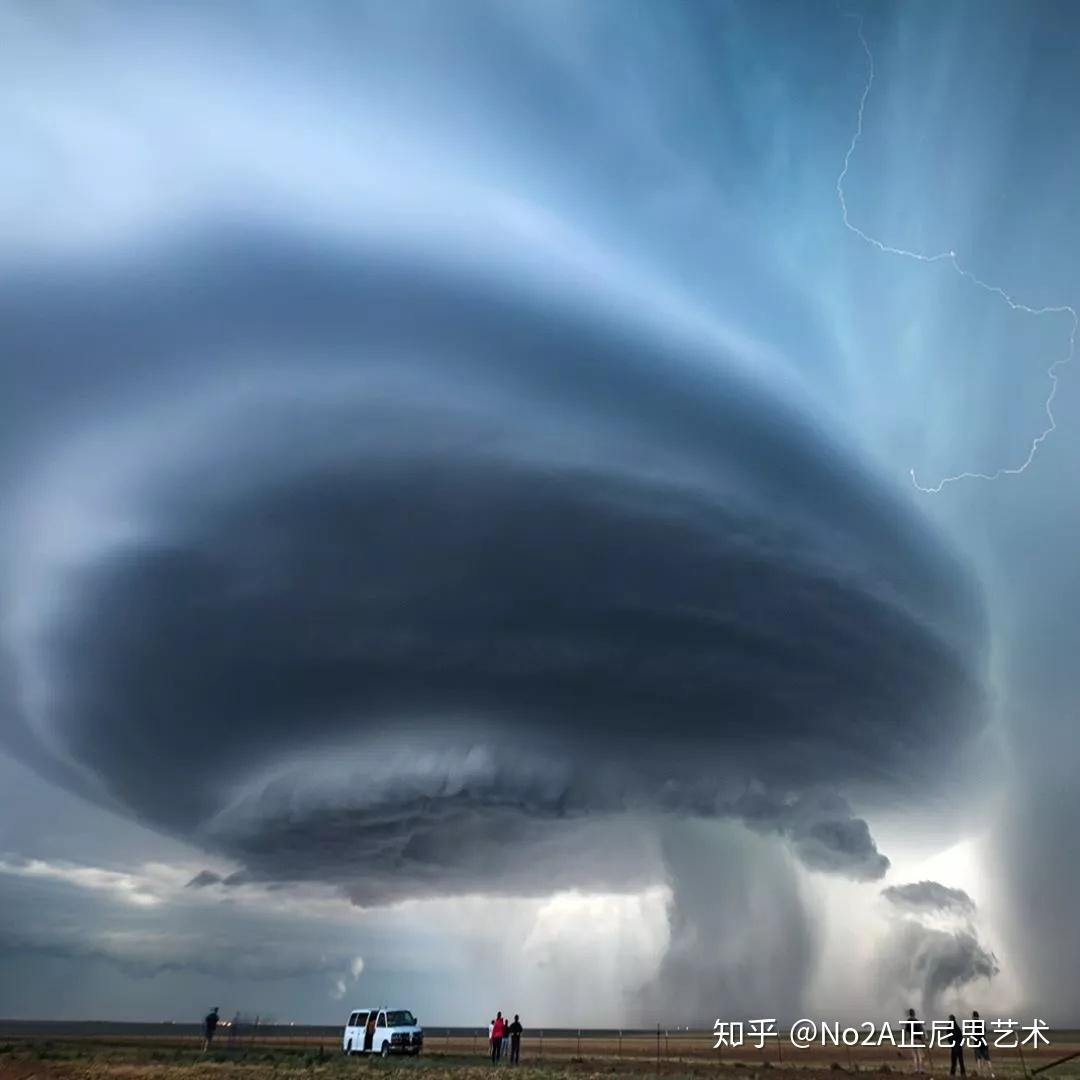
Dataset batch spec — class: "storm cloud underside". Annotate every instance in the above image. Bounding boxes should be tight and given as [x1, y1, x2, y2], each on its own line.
[0, 226, 987, 905]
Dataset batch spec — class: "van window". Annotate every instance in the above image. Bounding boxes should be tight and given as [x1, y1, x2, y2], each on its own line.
[377, 1012, 387, 1028]
[355, 1012, 369, 1029]
[385, 1011, 415, 1027]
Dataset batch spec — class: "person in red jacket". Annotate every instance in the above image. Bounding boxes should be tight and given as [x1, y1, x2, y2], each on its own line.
[490, 1012, 505, 1063]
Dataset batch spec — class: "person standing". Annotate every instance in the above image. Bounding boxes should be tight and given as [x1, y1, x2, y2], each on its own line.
[948, 1014, 966, 1076]
[509, 1015, 523, 1065]
[490, 1012, 505, 1063]
[971, 1011, 994, 1078]
[903, 1008, 926, 1074]
[500, 1012, 510, 1061]
[202, 1007, 219, 1053]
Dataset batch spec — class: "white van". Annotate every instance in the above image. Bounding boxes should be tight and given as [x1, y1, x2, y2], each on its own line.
[342, 1008, 423, 1056]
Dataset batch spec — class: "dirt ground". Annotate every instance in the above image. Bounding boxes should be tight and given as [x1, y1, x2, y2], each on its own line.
[2, 1033, 1079, 1080]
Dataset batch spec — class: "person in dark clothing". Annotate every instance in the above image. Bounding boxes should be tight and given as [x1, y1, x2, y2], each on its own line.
[948, 1014, 966, 1076]
[509, 1016, 522, 1064]
[202, 1007, 219, 1053]
[971, 1011, 994, 1078]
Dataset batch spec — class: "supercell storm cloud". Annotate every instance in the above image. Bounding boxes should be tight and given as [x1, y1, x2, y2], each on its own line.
[1, 221, 985, 902]
[14, 0, 1080, 1026]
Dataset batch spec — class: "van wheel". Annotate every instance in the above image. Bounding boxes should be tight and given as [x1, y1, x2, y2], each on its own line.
[345, 1040, 352, 1056]
[380, 1042, 390, 1058]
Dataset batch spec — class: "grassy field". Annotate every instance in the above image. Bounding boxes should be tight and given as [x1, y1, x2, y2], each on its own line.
[2, 1032, 1080, 1080]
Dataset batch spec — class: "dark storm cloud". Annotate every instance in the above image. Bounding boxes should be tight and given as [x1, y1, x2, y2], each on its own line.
[186, 870, 223, 889]
[882, 880, 976, 916]
[0, 223, 986, 901]
[0, 877, 357, 983]
[725, 790, 889, 880]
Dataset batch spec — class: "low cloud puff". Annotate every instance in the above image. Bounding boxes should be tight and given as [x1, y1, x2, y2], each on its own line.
[877, 879, 999, 1013]
[882, 880, 977, 917]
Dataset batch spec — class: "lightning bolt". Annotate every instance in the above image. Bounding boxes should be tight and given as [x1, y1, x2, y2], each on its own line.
[837, 12, 1079, 494]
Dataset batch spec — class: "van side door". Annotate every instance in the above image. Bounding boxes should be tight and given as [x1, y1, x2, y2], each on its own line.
[376, 1011, 388, 1051]
[344, 1013, 359, 1052]
[355, 1012, 370, 1051]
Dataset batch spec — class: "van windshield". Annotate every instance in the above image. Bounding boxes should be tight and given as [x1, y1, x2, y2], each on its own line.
[385, 1011, 415, 1027]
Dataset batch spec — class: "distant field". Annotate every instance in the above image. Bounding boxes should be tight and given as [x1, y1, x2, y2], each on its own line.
[2, 1028, 1080, 1080]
